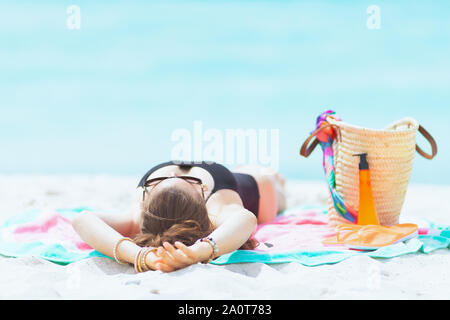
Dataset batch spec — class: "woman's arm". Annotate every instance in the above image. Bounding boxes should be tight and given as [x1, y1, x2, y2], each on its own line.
[206, 203, 257, 256]
[72, 212, 167, 271]
[72, 213, 138, 263]
[205, 189, 258, 255]
[90, 204, 141, 237]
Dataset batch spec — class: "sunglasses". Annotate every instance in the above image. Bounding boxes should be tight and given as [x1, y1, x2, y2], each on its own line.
[142, 175, 207, 201]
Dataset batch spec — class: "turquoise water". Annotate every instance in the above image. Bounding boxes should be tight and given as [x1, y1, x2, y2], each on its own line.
[0, 1, 449, 184]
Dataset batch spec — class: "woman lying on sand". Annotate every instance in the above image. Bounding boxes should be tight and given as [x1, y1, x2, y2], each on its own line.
[72, 161, 286, 272]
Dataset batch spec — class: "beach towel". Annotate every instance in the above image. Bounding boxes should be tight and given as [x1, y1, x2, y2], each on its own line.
[0, 206, 449, 267]
[0, 207, 107, 264]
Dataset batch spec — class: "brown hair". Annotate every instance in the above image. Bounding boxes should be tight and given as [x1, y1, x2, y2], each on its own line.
[133, 184, 257, 250]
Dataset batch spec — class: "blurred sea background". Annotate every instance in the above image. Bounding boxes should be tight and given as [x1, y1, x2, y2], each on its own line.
[0, 0, 449, 184]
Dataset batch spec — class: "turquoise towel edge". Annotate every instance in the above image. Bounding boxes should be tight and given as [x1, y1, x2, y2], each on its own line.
[211, 236, 450, 267]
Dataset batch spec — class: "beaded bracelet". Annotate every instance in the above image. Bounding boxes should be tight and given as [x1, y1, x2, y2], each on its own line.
[113, 237, 133, 265]
[197, 237, 219, 263]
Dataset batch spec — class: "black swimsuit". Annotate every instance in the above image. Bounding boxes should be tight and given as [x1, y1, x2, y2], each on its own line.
[137, 161, 260, 217]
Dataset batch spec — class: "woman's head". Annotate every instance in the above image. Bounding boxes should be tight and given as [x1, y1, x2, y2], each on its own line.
[134, 176, 258, 250]
[134, 177, 212, 247]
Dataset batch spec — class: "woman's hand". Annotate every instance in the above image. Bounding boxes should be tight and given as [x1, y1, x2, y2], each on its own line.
[153, 241, 212, 272]
[142, 249, 167, 271]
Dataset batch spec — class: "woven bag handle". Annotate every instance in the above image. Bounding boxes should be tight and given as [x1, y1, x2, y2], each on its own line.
[387, 118, 437, 160]
[416, 125, 438, 160]
[299, 123, 341, 157]
[300, 118, 437, 160]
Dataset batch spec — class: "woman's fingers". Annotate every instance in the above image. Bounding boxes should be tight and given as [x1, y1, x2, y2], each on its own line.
[156, 243, 192, 270]
[156, 246, 178, 267]
[163, 242, 194, 264]
[174, 241, 196, 259]
[162, 242, 183, 257]
[151, 241, 202, 273]
[165, 241, 196, 264]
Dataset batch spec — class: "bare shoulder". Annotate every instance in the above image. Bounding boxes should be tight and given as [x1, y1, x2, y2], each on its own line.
[205, 189, 246, 227]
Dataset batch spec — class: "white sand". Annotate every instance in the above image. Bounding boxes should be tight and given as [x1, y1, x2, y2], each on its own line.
[0, 175, 450, 300]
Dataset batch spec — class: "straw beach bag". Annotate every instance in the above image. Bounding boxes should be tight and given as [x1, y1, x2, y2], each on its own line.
[300, 110, 438, 227]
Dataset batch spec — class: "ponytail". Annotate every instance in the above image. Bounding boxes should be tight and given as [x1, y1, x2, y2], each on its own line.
[134, 219, 211, 247]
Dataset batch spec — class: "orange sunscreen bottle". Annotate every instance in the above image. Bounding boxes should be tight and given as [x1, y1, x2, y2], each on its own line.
[353, 153, 379, 225]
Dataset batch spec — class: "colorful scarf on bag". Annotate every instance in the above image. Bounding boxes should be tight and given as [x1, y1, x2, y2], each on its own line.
[314, 110, 357, 223]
